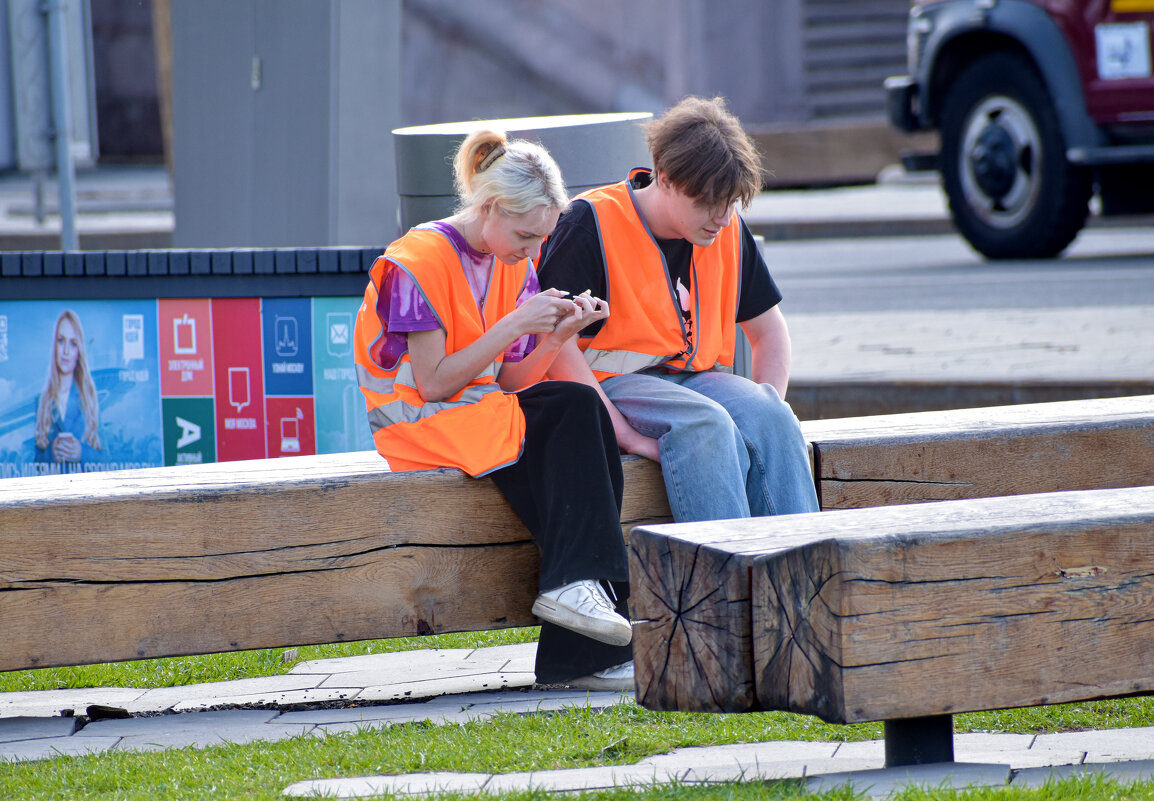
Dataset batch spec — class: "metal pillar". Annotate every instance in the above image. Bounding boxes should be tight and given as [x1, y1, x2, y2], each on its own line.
[883, 714, 955, 768]
[45, 0, 79, 250]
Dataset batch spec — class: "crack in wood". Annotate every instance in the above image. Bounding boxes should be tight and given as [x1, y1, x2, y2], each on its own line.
[829, 478, 976, 486]
[6, 563, 362, 587]
[846, 575, 1011, 587]
[846, 652, 960, 670]
[93, 536, 380, 560]
[4, 540, 535, 590]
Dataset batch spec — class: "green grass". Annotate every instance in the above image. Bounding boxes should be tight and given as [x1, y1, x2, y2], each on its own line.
[6, 629, 1154, 799]
[3, 703, 1154, 800]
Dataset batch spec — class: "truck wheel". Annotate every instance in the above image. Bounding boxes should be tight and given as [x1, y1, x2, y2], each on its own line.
[939, 51, 1092, 259]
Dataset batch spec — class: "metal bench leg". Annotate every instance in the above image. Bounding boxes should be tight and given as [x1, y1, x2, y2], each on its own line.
[884, 714, 954, 767]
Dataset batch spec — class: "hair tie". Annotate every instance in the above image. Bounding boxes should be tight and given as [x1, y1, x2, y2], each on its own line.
[478, 144, 506, 173]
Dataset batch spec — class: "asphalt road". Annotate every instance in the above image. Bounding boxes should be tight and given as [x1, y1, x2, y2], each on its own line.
[765, 225, 1154, 314]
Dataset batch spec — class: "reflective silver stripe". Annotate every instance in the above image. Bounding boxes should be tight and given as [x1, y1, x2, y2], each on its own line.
[356, 363, 395, 395]
[584, 347, 669, 375]
[392, 361, 418, 390]
[360, 359, 498, 396]
[366, 382, 504, 431]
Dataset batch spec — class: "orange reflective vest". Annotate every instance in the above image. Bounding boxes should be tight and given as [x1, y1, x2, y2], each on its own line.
[574, 171, 743, 381]
[354, 227, 528, 476]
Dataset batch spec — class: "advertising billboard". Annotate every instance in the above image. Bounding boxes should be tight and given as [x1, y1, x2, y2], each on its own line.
[0, 296, 370, 478]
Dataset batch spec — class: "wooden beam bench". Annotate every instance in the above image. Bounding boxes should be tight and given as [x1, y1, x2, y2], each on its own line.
[626, 395, 1154, 712]
[805, 393, 1154, 510]
[629, 484, 1154, 767]
[1, 394, 1151, 675]
[0, 453, 671, 672]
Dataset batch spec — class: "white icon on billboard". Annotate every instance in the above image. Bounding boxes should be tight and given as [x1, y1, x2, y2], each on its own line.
[175, 416, 202, 448]
[280, 407, 304, 453]
[228, 366, 251, 413]
[327, 312, 351, 357]
[122, 314, 144, 363]
[174, 314, 197, 354]
[275, 316, 298, 357]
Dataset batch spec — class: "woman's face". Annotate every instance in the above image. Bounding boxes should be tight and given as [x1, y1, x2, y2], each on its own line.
[481, 204, 561, 265]
[54, 317, 80, 376]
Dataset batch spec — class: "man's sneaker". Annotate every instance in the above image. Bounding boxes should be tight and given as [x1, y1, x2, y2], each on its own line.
[568, 661, 635, 692]
[531, 579, 632, 646]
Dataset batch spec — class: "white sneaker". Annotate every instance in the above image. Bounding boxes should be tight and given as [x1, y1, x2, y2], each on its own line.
[568, 661, 635, 692]
[531, 580, 633, 646]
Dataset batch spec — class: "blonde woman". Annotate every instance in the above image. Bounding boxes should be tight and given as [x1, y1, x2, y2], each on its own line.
[354, 130, 634, 690]
[35, 310, 102, 469]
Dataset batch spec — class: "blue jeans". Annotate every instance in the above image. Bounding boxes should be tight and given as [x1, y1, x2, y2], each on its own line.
[601, 369, 819, 522]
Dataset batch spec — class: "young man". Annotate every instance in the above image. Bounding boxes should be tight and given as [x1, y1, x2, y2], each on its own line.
[537, 96, 819, 522]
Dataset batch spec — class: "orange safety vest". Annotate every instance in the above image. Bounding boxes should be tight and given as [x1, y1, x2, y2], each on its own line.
[353, 226, 529, 476]
[574, 170, 743, 381]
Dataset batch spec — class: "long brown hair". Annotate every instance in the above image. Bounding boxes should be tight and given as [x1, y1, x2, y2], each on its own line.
[646, 96, 764, 209]
[35, 309, 102, 452]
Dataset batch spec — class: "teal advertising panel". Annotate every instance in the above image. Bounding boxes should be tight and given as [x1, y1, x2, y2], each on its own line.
[162, 396, 217, 466]
[312, 296, 373, 454]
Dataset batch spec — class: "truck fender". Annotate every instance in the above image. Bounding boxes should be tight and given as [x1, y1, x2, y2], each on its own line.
[918, 0, 1104, 151]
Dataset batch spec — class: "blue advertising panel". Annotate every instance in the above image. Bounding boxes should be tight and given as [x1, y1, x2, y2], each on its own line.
[0, 300, 163, 478]
[262, 297, 314, 398]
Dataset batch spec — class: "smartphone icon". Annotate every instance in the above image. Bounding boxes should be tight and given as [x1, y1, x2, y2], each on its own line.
[228, 366, 251, 413]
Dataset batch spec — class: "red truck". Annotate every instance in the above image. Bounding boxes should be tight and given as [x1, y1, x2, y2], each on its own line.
[886, 0, 1154, 259]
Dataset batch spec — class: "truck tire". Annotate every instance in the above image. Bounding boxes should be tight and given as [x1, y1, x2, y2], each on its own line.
[939, 51, 1092, 259]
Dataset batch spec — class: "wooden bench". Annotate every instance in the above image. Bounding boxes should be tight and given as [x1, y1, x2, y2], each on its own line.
[2, 394, 1152, 675]
[0, 453, 670, 673]
[629, 485, 1154, 766]
[805, 393, 1154, 510]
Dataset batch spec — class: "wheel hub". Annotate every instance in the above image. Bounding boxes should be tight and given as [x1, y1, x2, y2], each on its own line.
[969, 121, 1017, 201]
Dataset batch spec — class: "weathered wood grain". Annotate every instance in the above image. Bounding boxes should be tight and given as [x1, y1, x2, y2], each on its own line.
[5, 542, 541, 670]
[752, 486, 1154, 723]
[627, 489, 1154, 720]
[801, 394, 1154, 509]
[630, 525, 756, 712]
[8, 394, 1153, 675]
[0, 451, 671, 671]
[630, 523, 837, 713]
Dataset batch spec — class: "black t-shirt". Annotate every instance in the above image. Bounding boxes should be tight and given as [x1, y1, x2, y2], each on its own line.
[537, 183, 783, 339]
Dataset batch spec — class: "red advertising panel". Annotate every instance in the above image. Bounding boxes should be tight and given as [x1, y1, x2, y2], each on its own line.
[265, 397, 316, 458]
[158, 299, 214, 396]
[212, 298, 266, 461]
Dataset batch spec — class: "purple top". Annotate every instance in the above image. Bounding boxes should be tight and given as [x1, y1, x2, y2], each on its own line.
[373, 221, 539, 370]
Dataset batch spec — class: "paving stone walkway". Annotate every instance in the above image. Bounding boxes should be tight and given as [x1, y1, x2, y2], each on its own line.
[5, 644, 1154, 799]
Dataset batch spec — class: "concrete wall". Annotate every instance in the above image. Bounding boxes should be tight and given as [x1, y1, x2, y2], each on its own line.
[401, 0, 909, 126]
[171, 0, 401, 248]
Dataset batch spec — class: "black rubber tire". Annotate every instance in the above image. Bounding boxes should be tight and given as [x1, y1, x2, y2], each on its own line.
[939, 51, 1093, 260]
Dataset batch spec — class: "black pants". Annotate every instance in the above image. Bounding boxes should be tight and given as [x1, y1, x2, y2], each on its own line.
[489, 381, 633, 684]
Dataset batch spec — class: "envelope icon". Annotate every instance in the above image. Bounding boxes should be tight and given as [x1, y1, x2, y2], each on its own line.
[327, 312, 353, 357]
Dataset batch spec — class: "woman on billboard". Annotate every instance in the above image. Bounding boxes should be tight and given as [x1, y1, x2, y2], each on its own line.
[34, 309, 103, 471]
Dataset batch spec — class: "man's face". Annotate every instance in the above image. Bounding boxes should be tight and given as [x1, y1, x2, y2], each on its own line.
[660, 178, 738, 247]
